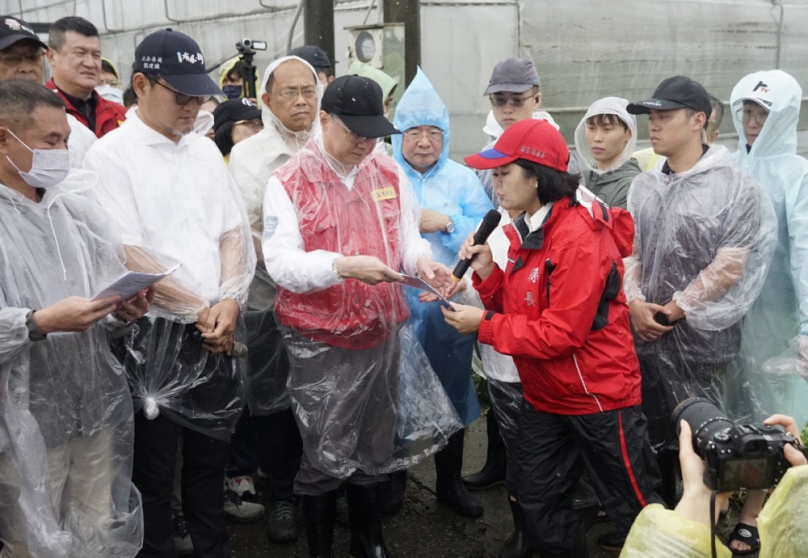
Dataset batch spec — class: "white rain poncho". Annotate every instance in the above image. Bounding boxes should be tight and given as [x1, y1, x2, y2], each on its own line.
[726, 70, 808, 429]
[392, 68, 492, 425]
[620, 465, 808, 558]
[573, 97, 640, 209]
[228, 56, 323, 416]
[475, 111, 559, 206]
[624, 144, 777, 453]
[263, 129, 462, 478]
[84, 108, 256, 441]
[0, 170, 141, 557]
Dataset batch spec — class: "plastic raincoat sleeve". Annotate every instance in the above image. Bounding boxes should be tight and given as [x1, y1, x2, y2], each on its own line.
[441, 177, 494, 254]
[671, 173, 776, 330]
[789, 179, 808, 334]
[619, 504, 732, 558]
[0, 308, 30, 365]
[218, 222, 255, 308]
[758, 465, 808, 558]
[475, 240, 606, 360]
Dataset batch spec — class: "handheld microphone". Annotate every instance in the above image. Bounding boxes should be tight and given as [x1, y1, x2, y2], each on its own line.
[452, 209, 502, 281]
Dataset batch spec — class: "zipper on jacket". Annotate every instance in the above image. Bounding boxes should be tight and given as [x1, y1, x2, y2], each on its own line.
[573, 354, 603, 412]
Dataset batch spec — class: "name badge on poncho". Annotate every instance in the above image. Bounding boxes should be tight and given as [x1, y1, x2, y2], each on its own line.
[370, 187, 397, 202]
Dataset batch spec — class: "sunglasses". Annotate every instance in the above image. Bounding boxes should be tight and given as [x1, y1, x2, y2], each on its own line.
[489, 93, 537, 108]
[155, 80, 211, 106]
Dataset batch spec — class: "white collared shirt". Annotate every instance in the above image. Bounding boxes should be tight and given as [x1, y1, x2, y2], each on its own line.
[263, 146, 432, 294]
[83, 109, 246, 305]
[526, 202, 554, 233]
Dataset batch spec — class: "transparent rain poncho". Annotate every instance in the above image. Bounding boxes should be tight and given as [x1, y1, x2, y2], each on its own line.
[0, 170, 141, 557]
[392, 68, 492, 425]
[228, 55, 323, 416]
[620, 465, 808, 558]
[724, 70, 808, 429]
[84, 108, 257, 441]
[624, 144, 777, 452]
[573, 97, 640, 209]
[263, 130, 462, 478]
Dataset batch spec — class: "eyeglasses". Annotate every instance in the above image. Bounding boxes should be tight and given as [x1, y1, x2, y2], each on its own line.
[735, 106, 768, 126]
[271, 87, 318, 102]
[0, 50, 44, 65]
[403, 127, 443, 141]
[98, 78, 120, 87]
[155, 80, 211, 106]
[235, 119, 263, 132]
[332, 116, 371, 144]
[489, 93, 536, 108]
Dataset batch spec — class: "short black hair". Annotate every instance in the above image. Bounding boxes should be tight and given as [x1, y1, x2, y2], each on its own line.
[101, 59, 118, 79]
[513, 159, 580, 205]
[585, 113, 629, 131]
[225, 61, 243, 83]
[316, 66, 334, 79]
[48, 16, 99, 52]
[0, 79, 65, 131]
[122, 85, 137, 108]
[213, 120, 236, 156]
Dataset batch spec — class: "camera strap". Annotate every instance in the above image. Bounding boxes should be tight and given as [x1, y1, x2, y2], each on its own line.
[709, 490, 718, 558]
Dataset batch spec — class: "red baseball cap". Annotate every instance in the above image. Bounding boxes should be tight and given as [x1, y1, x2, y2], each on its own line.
[464, 118, 569, 172]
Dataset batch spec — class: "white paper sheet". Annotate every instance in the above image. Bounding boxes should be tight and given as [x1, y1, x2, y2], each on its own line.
[91, 263, 181, 302]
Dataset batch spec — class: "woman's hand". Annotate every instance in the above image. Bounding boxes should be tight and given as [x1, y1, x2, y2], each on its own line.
[675, 420, 731, 526]
[441, 303, 485, 335]
[764, 414, 808, 466]
[418, 278, 468, 304]
[458, 232, 495, 280]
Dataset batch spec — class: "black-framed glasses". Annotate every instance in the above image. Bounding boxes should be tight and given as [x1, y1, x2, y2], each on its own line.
[155, 80, 211, 106]
[333, 115, 371, 144]
[0, 50, 44, 65]
[489, 93, 536, 108]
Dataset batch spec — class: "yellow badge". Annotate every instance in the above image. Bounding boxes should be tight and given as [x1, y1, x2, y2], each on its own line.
[370, 187, 397, 202]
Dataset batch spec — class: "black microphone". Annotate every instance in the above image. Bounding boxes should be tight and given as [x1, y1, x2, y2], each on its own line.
[452, 209, 502, 281]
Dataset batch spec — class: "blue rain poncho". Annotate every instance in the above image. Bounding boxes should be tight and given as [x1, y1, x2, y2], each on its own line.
[392, 68, 493, 424]
[727, 70, 808, 428]
[0, 170, 142, 557]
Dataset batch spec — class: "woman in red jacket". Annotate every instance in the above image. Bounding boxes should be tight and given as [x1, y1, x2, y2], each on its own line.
[443, 119, 660, 557]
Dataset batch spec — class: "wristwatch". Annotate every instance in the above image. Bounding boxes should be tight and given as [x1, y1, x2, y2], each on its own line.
[445, 218, 455, 234]
[26, 310, 47, 342]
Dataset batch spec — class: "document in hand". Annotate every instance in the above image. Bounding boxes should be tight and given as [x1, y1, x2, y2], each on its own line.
[91, 263, 181, 302]
[400, 274, 455, 309]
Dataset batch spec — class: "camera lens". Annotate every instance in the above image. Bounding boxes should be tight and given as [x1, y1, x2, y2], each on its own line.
[671, 397, 734, 458]
[242, 38, 252, 48]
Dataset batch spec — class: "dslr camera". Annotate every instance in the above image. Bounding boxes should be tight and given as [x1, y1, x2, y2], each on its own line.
[672, 397, 803, 492]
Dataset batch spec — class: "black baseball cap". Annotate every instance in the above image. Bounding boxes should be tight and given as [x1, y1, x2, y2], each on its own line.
[133, 29, 222, 97]
[288, 45, 331, 71]
[627, 76, 712, 120]
[212, 98, 262, 132]
[321, 75, 399, 138]
[0, 16, 47, 51]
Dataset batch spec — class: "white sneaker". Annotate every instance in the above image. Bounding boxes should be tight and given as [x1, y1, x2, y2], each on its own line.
[224, 488, 265, 523]
[226, 475, 257, 499]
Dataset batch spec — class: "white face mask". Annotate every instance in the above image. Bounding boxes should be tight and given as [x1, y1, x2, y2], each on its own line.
[96, 84, 124, 105]
[5, 129, 70, 189]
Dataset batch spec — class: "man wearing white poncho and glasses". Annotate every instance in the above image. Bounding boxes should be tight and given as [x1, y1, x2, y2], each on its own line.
[226, 54, 323, 542]
[263, 74, 461, 558]
[0, 80, 152, 557]
[84, 29, 255, 558]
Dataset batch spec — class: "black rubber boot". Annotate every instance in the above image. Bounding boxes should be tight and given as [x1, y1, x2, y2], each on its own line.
[543, 522, 589, 558]
[463, 410, 507, 490]
[301, 492, 337, 558]
[347, 483, 392, 558]
[435, 430, 484, 518]
[381, 470, 407, 516]
[499, 494, 531, 558]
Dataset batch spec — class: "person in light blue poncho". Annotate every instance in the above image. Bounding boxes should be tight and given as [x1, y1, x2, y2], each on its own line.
[390, 68, 493, 519]
[724, 69, 808, 555]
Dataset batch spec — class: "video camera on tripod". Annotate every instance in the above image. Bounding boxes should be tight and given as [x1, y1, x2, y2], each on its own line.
[235, 38, 267, 100]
